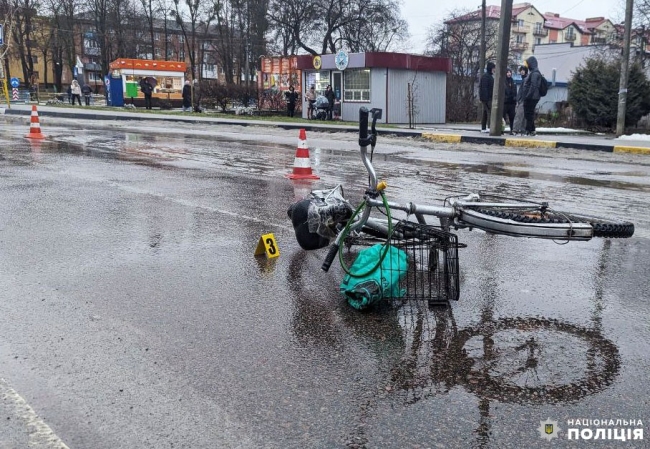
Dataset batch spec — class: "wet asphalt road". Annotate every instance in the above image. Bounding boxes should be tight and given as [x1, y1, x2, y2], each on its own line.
[1, 118, 649, 448]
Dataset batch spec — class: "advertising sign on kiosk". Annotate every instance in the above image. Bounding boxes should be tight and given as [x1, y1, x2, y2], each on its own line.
[108, 58, 187, 108]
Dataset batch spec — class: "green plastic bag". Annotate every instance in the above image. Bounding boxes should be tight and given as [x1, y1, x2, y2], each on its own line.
[340, 244, 408, 310]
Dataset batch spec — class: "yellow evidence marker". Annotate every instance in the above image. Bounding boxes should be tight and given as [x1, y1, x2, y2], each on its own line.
[254, 233, 280, 259]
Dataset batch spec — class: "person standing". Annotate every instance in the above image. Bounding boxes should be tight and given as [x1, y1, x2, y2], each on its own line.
[285, 85, 299, 117]
[182, 80, 192, 112]
[81, 83, 92, 106]
[140, 77, 154, 110]
[305, 85, 316, 119]
[324, 85, 336, 120]
[503, 68, 517, 134]
[70, 79, 82, 106]
[66, 85, 72, 104]
[479, 62, 495, 133]
[522, 56, 542, 136]
[512, 65, 528, 135]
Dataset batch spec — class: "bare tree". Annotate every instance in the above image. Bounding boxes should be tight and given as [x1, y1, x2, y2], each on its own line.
[267, 0, 407, 54]
[7, 0, 39, 88]
[425, 9, 499, 122]
[173, 0, 215, 80]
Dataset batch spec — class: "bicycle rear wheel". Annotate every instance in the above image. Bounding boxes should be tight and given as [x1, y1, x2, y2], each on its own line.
[458, 201, 634, 240]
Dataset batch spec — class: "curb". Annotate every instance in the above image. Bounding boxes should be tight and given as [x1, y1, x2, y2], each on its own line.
[4, 108, 650, 154]
[2, 107, 424, 139]
[420, 132, 650, 154]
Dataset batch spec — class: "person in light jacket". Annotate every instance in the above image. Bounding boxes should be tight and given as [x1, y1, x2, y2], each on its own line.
[512, 65, 528, 135]
[70, 79, 82, 106]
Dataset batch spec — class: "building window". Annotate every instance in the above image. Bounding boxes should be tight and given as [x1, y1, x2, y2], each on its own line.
[535, 38, 541, 45]
[518, 19, 524, 27]
[154, 33, 160, 41]
[516, 34, 525, 43]
[32, 55, 39, 64]
[343, 69, 370, 102]
[180, 50, 185, 60]
[179, 35, 184, 44]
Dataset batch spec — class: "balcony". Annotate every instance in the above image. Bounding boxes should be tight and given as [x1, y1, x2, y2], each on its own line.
[533, 28, 548, 37]
[511, 24, 530, 34]
[591, 36, 607, 44]
[564, 33, 577, 41]
[85, 47, 100, 56]
[511, 41, 529, 51]
[84, 62, 102, 72]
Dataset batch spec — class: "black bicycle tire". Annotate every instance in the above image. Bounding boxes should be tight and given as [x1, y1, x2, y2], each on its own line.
[471, 206, 635, 238]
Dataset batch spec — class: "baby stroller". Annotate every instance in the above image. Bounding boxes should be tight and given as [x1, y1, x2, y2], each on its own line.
[313, 95, 329, 120]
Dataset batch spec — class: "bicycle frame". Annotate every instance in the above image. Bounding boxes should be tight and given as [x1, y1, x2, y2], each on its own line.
[319, 107, 602, 272]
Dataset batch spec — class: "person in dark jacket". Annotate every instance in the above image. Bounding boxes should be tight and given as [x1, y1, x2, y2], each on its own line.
[512, 65, 528, 135]
[140, 77, 154, 110]
[479, 61, 495, 132]
[324, 85, 336, 120]
[81, 83, 92, 106]
[182, 80, 192, 112]
[503, 68, 517, 134]
[285, 85, 299, 117]
[521, 56, 542, 136]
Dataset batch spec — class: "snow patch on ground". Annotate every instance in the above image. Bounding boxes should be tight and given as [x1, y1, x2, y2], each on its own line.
[616, 133, 650, 141]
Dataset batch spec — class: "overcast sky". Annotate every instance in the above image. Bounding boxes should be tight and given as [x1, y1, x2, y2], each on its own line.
[401, 0, 627, 53]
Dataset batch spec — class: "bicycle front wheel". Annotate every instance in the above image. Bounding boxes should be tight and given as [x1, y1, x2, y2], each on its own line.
[458, 202, 634, 240]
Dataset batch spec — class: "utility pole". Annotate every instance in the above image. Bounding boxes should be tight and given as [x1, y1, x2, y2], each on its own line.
[616, 0, 634, 137]
[478, 0, 487, 121]
[490, 0, 513, 135]
[479, 0, 486, 77]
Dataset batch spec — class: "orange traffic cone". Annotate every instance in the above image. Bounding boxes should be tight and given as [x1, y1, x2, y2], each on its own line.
[25, 105, 46, 139]
[286, 129, 319, 180]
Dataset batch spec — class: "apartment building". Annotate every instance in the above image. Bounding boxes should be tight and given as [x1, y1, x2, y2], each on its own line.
[445, 2, 617, 65]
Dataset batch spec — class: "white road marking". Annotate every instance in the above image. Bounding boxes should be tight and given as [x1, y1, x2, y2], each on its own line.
[0, 378, 69, 448]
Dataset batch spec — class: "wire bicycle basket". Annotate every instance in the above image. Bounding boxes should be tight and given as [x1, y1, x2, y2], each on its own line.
[344, 221, 463, 306]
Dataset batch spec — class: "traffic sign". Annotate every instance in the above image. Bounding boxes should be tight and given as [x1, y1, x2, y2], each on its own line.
[10, 77, 19, 88]
[12, 88, 18, 100]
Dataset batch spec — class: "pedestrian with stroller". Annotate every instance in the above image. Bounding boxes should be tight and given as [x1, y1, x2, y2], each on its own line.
[512, 65, 528, 135]
[285, 85, 299, 117]
[325, 85, 335, 120]
[70, 80, 82, 106]
[521, 56, 542, 136]
[479, 61, 495, 132]
[503, 68, 517, 134]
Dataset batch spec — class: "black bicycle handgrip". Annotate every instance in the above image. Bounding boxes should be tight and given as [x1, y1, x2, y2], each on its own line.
[359, 107, 369, 140]
[321, 243, 340, 272]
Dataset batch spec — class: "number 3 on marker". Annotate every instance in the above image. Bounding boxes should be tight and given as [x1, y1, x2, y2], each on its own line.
[255, 233, 280, 259]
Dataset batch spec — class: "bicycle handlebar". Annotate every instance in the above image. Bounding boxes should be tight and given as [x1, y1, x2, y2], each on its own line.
[322, 107, 385, 272]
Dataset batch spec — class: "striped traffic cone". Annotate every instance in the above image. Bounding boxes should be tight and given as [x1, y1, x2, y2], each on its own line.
[286, 129, 319, 180]
[25, 105, 46, 139]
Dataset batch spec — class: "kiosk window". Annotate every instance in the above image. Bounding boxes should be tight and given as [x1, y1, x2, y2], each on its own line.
[343, 69, 370, 102]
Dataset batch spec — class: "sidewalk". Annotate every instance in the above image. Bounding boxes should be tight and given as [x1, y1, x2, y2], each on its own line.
[3, 103, 649, 155]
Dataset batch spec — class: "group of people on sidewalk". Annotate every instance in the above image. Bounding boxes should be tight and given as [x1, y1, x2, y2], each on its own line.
[479, 55, 543, 136]
[66, 79, 93, 106]
[286, 84, 337, 120]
